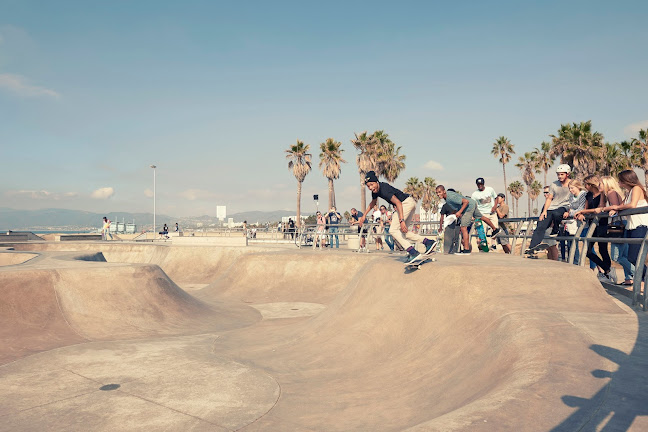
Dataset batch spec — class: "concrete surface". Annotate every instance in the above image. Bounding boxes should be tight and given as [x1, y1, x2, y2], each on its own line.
[0, 243, 646, 431]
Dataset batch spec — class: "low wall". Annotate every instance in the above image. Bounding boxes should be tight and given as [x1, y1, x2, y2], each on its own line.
[172, 236, 248, 246]
[57, 234, 103, 241]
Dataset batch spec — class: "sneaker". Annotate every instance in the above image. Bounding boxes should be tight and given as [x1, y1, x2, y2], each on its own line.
[597, 272, 610, 281]
[405, 251, 422, 264]
[423, 239, 438, 255]
[456, 250, 471, 256]
[490, 245, 497, 251]
[492, 228, 501, 237]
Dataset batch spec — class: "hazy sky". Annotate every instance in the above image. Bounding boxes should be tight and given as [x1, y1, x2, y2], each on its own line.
[2, 0, 647, 218]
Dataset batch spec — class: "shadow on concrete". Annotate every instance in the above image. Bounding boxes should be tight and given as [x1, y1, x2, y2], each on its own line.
[552, 303, 648, 431]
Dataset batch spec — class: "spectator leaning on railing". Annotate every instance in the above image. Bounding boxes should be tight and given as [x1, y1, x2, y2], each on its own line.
[562, 180, 587, 265]
[599, 176, 634, 285]
[575, 175, 615, 282]
[326, 207, 342, 249]
[600, 170, 648, 281]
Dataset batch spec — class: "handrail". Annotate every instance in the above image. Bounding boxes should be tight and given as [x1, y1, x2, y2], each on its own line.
[494, 206, 648, 310]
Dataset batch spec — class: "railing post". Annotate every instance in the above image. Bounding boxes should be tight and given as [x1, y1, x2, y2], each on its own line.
[579, 221, 598, 267]
[633, 230, 648, 309]
[568, 221, 585, 264]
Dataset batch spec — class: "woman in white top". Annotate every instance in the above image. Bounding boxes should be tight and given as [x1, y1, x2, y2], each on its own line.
[600, 170, 648, 271]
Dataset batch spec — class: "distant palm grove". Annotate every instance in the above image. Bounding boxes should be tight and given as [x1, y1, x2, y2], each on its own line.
[285, 121, 648, 225]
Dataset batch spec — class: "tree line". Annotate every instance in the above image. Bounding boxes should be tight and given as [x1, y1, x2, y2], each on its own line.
[494, 121, 647, 218]
[286, 122, 648, 226]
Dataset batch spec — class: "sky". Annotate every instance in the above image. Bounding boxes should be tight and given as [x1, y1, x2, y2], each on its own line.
[1, 0, 647, 219]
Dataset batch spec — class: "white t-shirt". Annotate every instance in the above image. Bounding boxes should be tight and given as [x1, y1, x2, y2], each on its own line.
[472, 187, 497, 215]
[372, 210, 382, 222]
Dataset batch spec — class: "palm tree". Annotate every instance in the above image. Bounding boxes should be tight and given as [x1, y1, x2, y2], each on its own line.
[420, 177, 437, 221]
[319, 138, 346, 209]
[492, 136, 515, 204]
[516, 152, 538, 218]
[632, 129, 648, 187]
[508, 181, 524, 217]
[530, 180, 543, 214]
[549, 121, 604, 179]
[601, 142, 632, 177]
[285, 140, 312, 228]
[351, 131, 378, 211]
[378, 141, 407, 182]
[532, 141, 553, 186]
[404, 177, 423, 201]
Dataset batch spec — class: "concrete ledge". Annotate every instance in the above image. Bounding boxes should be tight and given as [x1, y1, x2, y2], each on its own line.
[57, 234, 103, 241]
[172, 236, 248, 246]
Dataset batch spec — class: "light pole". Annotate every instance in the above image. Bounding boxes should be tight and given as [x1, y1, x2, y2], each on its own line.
[150, 165, 156, 238]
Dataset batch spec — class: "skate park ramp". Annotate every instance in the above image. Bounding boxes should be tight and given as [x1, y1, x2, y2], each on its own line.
[0, 244, 645, 431]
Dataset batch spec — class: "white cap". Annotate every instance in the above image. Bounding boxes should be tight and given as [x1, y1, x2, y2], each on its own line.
[556, 164, 571, 173]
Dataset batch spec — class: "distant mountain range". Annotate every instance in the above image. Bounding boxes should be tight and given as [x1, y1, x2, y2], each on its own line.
[0, 208, 303, 230]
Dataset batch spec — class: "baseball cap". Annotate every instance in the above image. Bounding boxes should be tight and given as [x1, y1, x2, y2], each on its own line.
[556, 164, 571, 173]
[476, 177, 485, 185]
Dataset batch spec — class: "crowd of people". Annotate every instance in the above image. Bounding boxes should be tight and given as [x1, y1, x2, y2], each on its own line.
[288, 165, 648, 283]
[523, 166, 648, 285]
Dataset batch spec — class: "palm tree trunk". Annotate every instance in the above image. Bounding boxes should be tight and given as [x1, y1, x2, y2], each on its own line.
[544, 170, 548, 187]
[328, 178, 335, 209]
[644, 165, 648, 189]
[502, 164, 508, 203]
[527, 187, 531, 218]
[359, 174, 366, 212]
[296, 181, 302, 229]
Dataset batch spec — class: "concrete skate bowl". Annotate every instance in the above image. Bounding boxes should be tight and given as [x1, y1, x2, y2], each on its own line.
[0, 251, 38, 266]
[0, 245, 639, 431]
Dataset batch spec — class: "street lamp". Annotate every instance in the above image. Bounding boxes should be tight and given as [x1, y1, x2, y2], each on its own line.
[150, 165, 156, 238]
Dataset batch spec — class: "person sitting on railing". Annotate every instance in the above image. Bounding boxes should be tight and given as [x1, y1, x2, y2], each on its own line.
[526, 164, 572, 254]
[574, 176, 615, 281]
[600, 170, 648, 282]
[359, 171, 437, 264]
[435, 185, 500, 256]
[561, 180, 587, 264]
[599, 176, 634, 285]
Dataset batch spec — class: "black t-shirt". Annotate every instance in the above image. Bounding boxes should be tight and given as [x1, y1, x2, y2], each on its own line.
[586, 192, 608, 227]
[371, 182, 410, 204]
[328, 212, 341, 224]
[440, 203, 453, 216]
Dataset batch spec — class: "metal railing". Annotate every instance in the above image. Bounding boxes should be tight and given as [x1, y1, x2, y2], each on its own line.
[494, 207, 648, 311]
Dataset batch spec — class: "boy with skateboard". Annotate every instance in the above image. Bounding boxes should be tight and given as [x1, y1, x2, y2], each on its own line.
[358, 171, 437, 264]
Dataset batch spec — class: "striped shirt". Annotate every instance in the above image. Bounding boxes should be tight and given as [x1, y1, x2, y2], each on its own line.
[568, 191, 587, 217]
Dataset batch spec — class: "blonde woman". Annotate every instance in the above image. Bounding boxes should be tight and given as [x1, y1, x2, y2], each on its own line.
[600, 170, 648, 280]
[574, 175, 613, 280]
[599, 176, 633, 285]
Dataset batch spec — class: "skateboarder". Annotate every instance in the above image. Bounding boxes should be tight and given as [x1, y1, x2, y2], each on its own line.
[358, 171, 437, 264]
[471, 177, 499, 249]
[435, 185, 500, 255]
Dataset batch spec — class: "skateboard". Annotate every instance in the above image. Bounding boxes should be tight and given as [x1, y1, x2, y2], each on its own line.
[474, 219, 489, 252]
[525, 243, 549, 258]
[404, 256, 436, 271]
